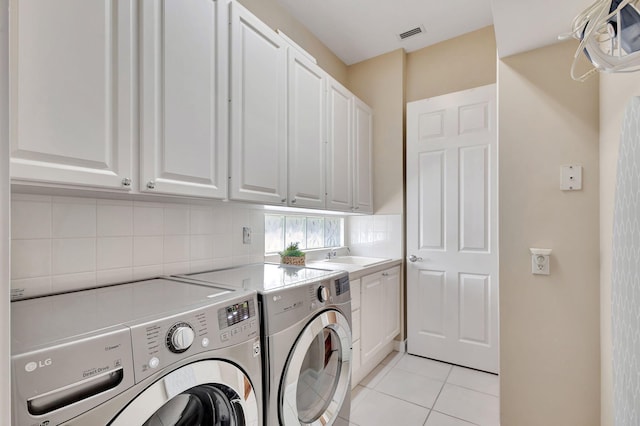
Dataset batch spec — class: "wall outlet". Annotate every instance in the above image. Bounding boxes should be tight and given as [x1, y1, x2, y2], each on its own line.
[530, 248, 551, 275]
[243, 227, 252, 244]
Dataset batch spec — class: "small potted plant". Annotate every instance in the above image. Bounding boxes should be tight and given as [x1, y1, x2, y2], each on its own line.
[279, 242, 306, 266]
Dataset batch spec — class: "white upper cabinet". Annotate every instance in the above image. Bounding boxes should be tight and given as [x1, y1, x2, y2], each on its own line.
[229, 2, 288, 205]
[287, 48, 326, 209]
[325, 76, 353, 211]
[140, 0, 228, 198]
[10, 0, 135, 190]
[353, 98, 373, 214]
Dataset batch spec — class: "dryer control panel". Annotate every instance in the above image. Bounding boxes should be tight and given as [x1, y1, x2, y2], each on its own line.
[261, 272, 351, 335]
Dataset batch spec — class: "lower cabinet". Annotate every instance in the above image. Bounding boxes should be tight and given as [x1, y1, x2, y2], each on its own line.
[351, 265, 401, 387]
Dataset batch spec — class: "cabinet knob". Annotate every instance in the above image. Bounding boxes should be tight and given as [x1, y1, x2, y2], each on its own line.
[147, 181, 156, 190]
[382, 272, 388, 276]
[121, 178, 132, 187]
[291, 198, 297, 204]
[281, 198, 286, 203]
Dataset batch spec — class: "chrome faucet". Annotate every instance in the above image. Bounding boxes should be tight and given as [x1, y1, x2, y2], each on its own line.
[325, 248, 338, 259]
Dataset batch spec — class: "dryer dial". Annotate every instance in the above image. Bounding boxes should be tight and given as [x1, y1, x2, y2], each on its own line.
[317, 285, 330, 303]
[166, 322, 195, 353]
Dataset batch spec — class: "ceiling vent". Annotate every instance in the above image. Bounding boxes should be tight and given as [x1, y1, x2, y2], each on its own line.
[397, 25, 425, 41]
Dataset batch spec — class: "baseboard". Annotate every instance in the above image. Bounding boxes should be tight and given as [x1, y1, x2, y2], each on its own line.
[393, 339, 407, 353]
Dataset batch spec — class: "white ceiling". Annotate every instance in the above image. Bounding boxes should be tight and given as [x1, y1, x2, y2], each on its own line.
[274, 0, 594, 65]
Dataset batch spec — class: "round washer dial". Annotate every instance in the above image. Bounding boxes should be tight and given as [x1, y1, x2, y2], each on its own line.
[166, 322, 195, 353]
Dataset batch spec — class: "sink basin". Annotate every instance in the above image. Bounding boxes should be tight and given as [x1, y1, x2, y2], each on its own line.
[321, 256, 390, 267]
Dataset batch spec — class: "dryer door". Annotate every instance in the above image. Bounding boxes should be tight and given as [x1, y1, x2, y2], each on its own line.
[280, 310, 352, 426]
[110, 360, 259, 426]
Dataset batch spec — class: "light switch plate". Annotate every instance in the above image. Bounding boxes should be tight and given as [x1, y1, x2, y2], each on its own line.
[560, 165, 582, 191]
[242, 227, 251, 244]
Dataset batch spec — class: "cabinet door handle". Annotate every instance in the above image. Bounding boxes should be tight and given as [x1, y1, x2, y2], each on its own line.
[147, 181, 156, 190]
[382, 272, 388, 276]
[121, 178, 132, 187]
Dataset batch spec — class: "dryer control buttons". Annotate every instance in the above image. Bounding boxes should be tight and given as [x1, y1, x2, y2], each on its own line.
[166, 322, 195, 353]
[317, 285, 330, 303]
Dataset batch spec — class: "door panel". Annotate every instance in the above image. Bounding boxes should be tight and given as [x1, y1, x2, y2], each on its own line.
[287, 49, 325, 208]
[10, 0, 134, 189]
[407, 84, 498, 373]
[140, 0, 227, 198]
[229, 2, 287, 204]
[326, 77, 353, 211]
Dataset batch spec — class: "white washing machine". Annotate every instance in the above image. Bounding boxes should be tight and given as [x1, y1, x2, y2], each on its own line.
[11, 278, 262, 426]
[176, 263, 352, 426]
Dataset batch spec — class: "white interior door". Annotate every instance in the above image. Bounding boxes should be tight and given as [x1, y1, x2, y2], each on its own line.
[406, 84, 498, 373]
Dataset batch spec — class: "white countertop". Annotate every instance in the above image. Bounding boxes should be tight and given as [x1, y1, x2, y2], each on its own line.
[307, 257, 403, 280]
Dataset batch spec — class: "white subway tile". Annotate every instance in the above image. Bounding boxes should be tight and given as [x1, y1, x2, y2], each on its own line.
[97, 237, 133, 270]
[164, 206, 190, 235]
[163, 235, 190, 263]
[133, 265, 164, 280]
[190, 235, 214, 261]
[52, 238, 96, 275]
[52, 201, 96, 238]
[97, 203, 133, 237]
[133, 236, 163, 267]
[190, 260, 216, 273]
[163, 262, 190, 276]
[97, 268, 133, 286]
[213, 205, 233, 234]
[212, 257, 233, 270]
[212, 233, 234, 259]
[52, 272, 97, 294]
[11, 239, 51, 279]
[190, 207, 214, 235]
[11, 277, 52, 300]
[12, 199, 52, 239]
[134, 206, 164, 236]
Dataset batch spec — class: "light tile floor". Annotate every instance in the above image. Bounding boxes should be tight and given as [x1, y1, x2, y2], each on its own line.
[350, 351, 500, 426]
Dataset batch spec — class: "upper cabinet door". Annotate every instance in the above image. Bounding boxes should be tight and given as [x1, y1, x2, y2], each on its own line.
[10, 0, 134, 190]
[287, 49, 326, 209]
[140, 0, 228, 198]
[229, 2, 287, 205]
[353, 98, 373, 213]
[325, 77, 353, 211]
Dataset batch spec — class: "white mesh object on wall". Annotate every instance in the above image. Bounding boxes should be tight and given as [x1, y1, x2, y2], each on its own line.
[612, 96, 640, 426]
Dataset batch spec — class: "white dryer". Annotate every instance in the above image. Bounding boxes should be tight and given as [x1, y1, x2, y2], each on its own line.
[11, 278, 262, 426]
[177, 263, 352, 426]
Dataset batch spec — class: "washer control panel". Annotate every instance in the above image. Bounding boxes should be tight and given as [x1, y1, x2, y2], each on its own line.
[129, 295, 259, 383]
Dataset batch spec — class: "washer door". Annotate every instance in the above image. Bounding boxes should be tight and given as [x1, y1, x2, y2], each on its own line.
[280, 310, 351, 426]
[110, 360, 259, 426]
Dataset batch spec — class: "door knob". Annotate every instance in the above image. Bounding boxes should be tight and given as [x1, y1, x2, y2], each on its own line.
[408, 255, 423, 263]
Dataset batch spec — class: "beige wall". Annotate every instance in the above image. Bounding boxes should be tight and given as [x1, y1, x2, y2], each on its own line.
[498, 41, 600, 426]
[406, 26, 496, 102]
[237, 0, 348, 85]
[598, 72, 640, 426]
[347, 49, 405, 215]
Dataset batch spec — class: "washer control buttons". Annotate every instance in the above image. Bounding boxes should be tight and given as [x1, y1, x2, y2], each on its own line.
[166, 322, 195, 353]
[201, 337, 210, 348]
[149, 357, 160, 369]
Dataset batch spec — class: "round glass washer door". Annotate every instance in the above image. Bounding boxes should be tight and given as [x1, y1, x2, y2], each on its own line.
[280, 310, 352, 426]
[110, 360, 259, 426]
